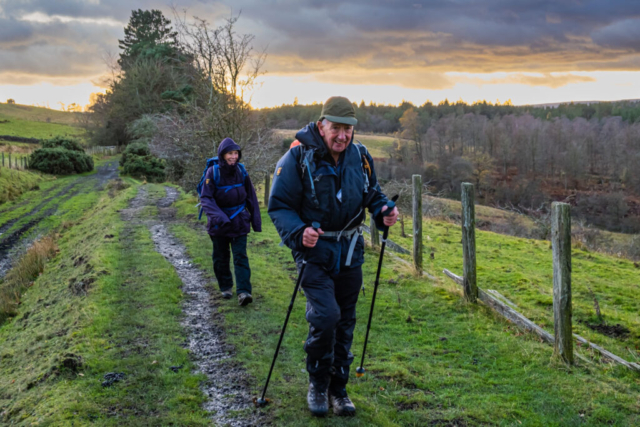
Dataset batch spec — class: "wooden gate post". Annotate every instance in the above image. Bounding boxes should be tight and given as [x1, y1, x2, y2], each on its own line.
[264, 173, 270, 206]
[370, 213, 380, 247]
[412, 174, 423, 274]
[552, 202, 573, 364]
[461, 183, 478, 303]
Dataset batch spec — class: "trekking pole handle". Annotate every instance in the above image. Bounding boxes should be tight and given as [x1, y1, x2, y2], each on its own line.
[381, 195, 399, 217]
[381, 195, 399, 239]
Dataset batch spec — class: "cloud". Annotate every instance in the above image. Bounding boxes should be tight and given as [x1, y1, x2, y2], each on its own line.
[478, 73, 597, 88]
[0, 0, 226, 82]
[2, 0, 640, 94]
[592, 18, 640, 51]
[314, 70, 454, 90]
[234, 0, 640, 75]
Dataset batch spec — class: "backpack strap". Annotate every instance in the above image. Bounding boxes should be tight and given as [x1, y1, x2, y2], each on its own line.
[354, 141, 371, 194]
[213, 162, 247, 192]
[297, 146, 321, 208]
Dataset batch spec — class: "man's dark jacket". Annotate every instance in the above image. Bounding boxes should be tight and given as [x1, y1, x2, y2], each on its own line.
[200, 138, 261, 237]
[268, 122, 389, 273]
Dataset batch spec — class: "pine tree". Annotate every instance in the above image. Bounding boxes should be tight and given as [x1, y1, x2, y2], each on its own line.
[118, 9, 178, 67]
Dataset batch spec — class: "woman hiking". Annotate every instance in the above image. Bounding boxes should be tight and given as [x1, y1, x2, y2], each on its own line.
[200, 137, 262, 306]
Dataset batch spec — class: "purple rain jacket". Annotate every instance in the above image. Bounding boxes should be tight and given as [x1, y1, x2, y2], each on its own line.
[200, 138, 262, 237]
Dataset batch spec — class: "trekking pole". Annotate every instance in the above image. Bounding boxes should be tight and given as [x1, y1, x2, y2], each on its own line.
[255, 222, 321, 407]
[356, 195, 398, 378]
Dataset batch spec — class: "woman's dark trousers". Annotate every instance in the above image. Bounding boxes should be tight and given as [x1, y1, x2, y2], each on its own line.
[301, 262, 362, 395]
[210, 235, 252, 295]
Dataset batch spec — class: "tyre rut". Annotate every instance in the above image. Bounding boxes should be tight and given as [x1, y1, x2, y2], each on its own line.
[0, 161, 119, 278]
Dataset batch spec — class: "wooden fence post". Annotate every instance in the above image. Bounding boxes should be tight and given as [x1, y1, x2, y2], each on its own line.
[412, 174, 423, 274]
[264, 173, 270, 206]
[2, 152, 4, 166]
[370, 213, 380, 247]
[461, 183, 478, 303]
[8, 153, 11, 169]
[552, 202, 573, 364]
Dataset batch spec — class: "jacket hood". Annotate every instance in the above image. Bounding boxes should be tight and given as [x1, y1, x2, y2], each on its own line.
[295, 123, 327, 157]
[218, 137, 242, 163]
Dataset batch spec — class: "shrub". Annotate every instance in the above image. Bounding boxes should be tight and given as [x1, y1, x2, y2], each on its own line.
[41, 136, 85, 152]
[123, 154, 166, 182]
[121, 142, 151, 165]
[29, 147, 94, 175]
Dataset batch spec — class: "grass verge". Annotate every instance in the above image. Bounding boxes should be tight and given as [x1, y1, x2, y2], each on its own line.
[0, 167, 44, 204]
[0, 235, 57, 321]
[0, 182, 210, 425]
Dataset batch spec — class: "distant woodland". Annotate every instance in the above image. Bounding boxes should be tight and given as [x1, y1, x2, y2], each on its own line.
[260, 100, 640, 234]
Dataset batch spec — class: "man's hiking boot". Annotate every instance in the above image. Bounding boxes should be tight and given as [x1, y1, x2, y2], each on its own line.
[238, 293, 253, 306]
[329, 389, 356, 416]
[307, 383, 329, 417]
[221, 290, 233, 299]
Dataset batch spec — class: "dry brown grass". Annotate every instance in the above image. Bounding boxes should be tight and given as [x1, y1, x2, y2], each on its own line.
[0, 236, 58, 319]
[0, 142, 37, 154]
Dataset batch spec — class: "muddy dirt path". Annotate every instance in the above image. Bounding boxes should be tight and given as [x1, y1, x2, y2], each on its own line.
[0, 160, 119, 278]
[120, 185, 263, 426]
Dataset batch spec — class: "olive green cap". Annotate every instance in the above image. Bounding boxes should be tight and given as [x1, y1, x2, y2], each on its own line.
[319, 96, 357, 126]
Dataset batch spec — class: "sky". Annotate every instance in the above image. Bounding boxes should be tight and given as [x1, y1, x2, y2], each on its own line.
[1, 1, 640, 109]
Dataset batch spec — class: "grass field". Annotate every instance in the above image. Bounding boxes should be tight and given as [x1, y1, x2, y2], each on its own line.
[418, 195, 640, 260]
[0, 102, 81, 125]
[0, 103, 86, 141]
[385, 215, 640, 367]
[0, 117, 85, 140]
[355, 133, 396, 159]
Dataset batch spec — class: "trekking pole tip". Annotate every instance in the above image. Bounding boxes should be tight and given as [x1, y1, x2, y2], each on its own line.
[355, 367, 365, 377]
[253, 397, 270, 407]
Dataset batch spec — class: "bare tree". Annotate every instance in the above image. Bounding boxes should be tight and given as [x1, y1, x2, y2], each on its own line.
[172, 8, 266, 144]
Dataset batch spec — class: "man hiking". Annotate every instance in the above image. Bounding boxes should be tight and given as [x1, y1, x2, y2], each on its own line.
[268, 96, 399, 417]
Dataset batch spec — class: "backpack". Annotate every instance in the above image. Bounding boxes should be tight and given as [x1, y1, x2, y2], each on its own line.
[196, 157, 248, 220]
[298, 141, 372, 208]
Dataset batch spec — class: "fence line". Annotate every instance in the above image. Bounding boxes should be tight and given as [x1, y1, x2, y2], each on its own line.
[438, 182, 639, 372]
